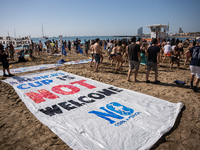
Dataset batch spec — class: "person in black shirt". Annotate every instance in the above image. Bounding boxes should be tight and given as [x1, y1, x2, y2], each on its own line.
[185, 38, 200, 92]
[146, 38, 160, 83]
[127, 36, 141, 82]
[0, 44, 14, 77]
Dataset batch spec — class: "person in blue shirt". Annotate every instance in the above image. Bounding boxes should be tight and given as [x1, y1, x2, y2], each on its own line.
[186, 38, 200, 92]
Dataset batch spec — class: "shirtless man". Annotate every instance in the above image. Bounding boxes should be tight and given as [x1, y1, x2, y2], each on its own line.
[38, 41, 43, 55]
[90, 40, 95, 67]
[93, 38, 102, 72]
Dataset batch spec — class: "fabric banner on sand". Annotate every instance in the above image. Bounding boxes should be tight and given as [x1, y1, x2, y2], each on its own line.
[2, 70, 183, 150]
[64, 58, 92, 65]
[0, 64, 63, 76]
[0, 36, 31, 47]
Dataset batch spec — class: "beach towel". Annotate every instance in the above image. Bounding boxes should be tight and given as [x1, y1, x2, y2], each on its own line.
[173, 80, 186, 85]
[62, 45, 67, 56]
[57, 59, 66, 64]
[78, 46, 84, 54]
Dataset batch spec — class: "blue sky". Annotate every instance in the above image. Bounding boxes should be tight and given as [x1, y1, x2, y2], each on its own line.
[0, 0, 200, 37]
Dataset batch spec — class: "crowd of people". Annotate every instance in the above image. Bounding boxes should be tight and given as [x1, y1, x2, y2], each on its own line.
[0, 36, 199, 92]
[88, 37, 200, 92]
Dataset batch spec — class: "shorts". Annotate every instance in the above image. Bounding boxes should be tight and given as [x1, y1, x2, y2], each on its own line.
[147, 61, 158, 71]
[190, 65, 200, 79]
[94, 54, 100, 64]
[39, 48, 42, 51]
[1, 59, 9, 69]
[110, 54, 115, 58]
[116, 53, 121, 56]
[179, 47, 184, 52]
[129, 60, 139, 70]
[171, 56, 179, 62]
[164, 53, 171, 56]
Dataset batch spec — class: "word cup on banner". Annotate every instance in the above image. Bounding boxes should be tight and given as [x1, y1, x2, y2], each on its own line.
[2, 70, 183, 150]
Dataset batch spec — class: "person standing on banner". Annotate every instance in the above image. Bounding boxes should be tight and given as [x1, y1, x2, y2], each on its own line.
[146, 38, 160, 83]
[0, 44, 14, 77]
[185, 38, 200, 92]
[93, 38, 103, 72]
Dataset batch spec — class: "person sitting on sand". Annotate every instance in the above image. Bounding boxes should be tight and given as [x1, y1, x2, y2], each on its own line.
[146, 38, 160, 83]
[185, 38, 200, 92]
[127, 36, 141, 82]
[162, 41, 172, 63]
[170, 46, 180, 69]
[0, 44, 14, 77]
[115, 40, 124, 71]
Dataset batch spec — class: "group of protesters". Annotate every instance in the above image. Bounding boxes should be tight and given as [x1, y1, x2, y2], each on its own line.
[0, 36, 200, 92]
[88, 37, 200, 92]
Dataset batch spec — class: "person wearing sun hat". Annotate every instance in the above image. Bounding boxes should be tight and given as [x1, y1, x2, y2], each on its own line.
[186, 38, 200, 92]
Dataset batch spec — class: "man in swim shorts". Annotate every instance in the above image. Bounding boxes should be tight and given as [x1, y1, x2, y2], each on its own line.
[162, 41, 172, 63]
[93, 38, 102, 72]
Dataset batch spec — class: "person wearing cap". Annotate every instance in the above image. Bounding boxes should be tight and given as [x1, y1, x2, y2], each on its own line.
[162, 41, 172, 63]
[185, 38, 200, 92]
[146, 38, 160, 83]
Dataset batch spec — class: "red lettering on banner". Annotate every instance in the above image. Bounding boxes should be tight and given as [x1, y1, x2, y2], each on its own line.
[52, 85, 80, 95]
[70, 80, 96, 89]
[25, 89, 59, 103]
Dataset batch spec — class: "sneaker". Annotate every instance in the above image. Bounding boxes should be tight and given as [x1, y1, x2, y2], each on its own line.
[3, 74, 9, 77]
[154, 80, 161, 84]
[146, 80, 150, 83]
[9, 73, 15, 77]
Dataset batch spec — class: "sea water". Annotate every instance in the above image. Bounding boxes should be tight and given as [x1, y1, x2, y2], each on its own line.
[15, 36, 192, 49]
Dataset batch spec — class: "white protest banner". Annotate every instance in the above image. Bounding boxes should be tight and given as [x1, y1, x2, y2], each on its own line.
[0, 64, 63, 76]
[2, 70, 183, 150]
[64, 58, 92, 65]
[0, 36, 31, 47]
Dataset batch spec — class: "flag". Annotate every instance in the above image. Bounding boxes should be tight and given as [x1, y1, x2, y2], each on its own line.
[78, 45, 84, 54]
[62, 45, 67, 56]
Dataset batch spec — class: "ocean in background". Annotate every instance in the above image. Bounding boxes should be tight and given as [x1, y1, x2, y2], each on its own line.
[15, 36, 193, 49]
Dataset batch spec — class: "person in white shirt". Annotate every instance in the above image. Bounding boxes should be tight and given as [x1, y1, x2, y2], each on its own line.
[162, 42, 172, 63]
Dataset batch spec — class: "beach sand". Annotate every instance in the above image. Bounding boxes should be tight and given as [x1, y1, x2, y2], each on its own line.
[0, 48, 199, 150]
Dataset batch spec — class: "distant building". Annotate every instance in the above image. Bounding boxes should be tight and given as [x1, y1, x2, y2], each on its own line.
[178, 28, 183, 34]
[137, 27, 143, 36]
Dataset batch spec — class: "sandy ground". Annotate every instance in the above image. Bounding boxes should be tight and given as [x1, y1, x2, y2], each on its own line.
[0, 47, 199, 150]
